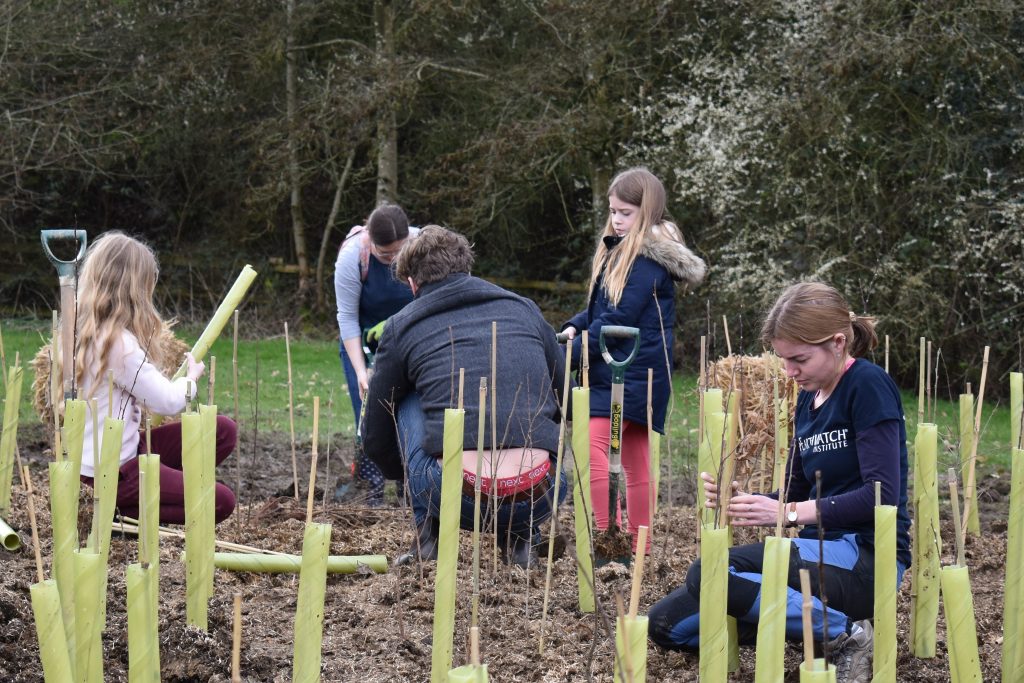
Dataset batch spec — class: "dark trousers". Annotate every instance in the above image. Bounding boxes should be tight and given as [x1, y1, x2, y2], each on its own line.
[648, 535, 906, 650]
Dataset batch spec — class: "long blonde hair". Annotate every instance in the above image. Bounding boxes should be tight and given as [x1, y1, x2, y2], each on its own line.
[587, 167, 682, 307]
[760, 281, 878, 358]
[72, 232, 166, 398]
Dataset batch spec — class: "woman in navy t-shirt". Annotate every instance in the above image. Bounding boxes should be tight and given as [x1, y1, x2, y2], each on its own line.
[649, 282, 910, 681]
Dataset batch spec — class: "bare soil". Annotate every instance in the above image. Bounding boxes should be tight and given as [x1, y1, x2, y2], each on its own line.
[0, 422, 1011, 682]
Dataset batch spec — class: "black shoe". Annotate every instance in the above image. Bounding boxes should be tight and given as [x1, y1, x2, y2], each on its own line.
[501, 534, 538, 569]
[395, 517, 440, 566]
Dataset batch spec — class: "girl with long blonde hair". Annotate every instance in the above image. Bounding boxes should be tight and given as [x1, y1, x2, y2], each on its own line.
[562, 168, 706, 555]
[74, 232, 236, 523]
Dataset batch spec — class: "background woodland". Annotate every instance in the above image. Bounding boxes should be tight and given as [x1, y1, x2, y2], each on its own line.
[2, 0, 1022, 394]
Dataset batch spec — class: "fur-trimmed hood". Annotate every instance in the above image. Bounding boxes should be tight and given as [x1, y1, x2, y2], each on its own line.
[640, 232, 707, 287]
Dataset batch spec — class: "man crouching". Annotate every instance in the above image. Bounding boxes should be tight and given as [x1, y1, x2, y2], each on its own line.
[361, 225, 568, 568]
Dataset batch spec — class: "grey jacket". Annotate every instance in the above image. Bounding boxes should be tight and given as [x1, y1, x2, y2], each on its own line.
[362, 273, 566, 479]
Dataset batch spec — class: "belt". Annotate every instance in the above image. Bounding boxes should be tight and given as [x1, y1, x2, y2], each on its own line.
[462, 475, 551, 504]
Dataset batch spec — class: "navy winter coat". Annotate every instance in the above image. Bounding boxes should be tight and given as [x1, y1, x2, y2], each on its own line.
[564, 231, 705, 433]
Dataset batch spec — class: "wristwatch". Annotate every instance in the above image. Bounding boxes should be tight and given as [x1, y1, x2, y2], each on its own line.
[786, 501, 799, 526]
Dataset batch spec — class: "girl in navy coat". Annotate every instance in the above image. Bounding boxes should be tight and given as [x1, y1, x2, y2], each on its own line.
[562, 168, 706, 553]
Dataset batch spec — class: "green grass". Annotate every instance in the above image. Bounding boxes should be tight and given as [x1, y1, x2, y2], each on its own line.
[3, 316, 1020, 471]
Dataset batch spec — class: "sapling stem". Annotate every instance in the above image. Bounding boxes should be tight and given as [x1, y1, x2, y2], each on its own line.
[231, 593, 242, 683]
[24, 467, 44, 583]
[284, 322, 299, 501]
[948, 468, 965, 567]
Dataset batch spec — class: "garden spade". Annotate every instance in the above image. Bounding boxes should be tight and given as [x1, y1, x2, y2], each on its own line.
[40, 229, 88, 401]
[599, 325, 640, 532]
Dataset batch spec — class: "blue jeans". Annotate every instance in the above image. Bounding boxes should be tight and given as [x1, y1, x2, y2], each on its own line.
[397, 394, 567, 542]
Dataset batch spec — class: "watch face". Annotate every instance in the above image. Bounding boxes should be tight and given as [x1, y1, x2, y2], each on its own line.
[788, 510, 798, 522]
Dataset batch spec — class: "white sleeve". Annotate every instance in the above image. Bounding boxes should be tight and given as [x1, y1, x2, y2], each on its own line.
[112, 332, 192, 417]
[334, 240, 364, 341]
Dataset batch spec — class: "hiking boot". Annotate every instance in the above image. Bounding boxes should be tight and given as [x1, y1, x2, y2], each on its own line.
[394, 517, 440, 566]
[830, 619, 873, 683]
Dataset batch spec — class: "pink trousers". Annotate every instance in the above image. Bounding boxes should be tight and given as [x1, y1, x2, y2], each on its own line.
[589, 416, 652, 552]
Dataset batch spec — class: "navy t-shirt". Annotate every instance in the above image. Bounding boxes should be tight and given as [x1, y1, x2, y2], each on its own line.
[784, 358, 912, 567]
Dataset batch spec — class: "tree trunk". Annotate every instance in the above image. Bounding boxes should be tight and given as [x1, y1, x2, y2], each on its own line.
[374, 0, 398, 205]
[315, 147, 356, 311]
[286, 0, 310, 293]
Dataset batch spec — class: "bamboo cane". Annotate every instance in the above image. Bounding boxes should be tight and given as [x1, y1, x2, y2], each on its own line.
[961, 346, 989, 546]
[884, 334, 889, 374]
[306, 396, 319, 524]
[926, 340, 932, 422]
[231, 593, 242, 683]
[949, 469, 964, 568]
[917, 337, 925, 425]
[799, 568, 816, 668]
[471, 379, 486, 632]
[722, 315, 732, 357]
[199, 404, 217, 596]
[285, 322, 299, 501]
[114, 518, 292, 555]
[959, 393, 980, 534]
[490, 322, 498, 573]
[208, 355, 216, 406]
[540, 342, 572, 654]
[232, 309, 241, 533]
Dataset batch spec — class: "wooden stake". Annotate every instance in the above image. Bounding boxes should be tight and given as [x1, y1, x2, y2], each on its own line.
[114, 518, 290, 555]
[799, 568, 814, 669]
[208, 355, 217, 406]
[722, 315, 732, 357]
[628, 526, 648, 618]
[24, 467, 45, 584]
[284, 322, 299, 501]
[470, 625, 481, 668]
[471, 378, 486, 631]
[50, 312, 63, 463]
[108, 371, 114, 418]
[458, 368, 465, 411]
[647, 369, 655, 529]
[490, 322, 498, 572]
[884, 334, 889, 374]
[582, 330, 589, 389]
[948, 468, 965, 568]
[90, 398, 101, 551]
[875, 480, 881, 508]
[231, 593, 242, 683]
[961, 345, 989, 547]
[306, 396, 320, 524]
[139, 468, 148, 568]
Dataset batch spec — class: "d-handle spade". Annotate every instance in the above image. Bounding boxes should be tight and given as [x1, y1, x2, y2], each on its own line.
[40, 229, 88, 400]
[598, 325, 641, 531]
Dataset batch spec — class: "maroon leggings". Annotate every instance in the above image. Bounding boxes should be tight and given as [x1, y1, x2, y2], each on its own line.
[82, 416, 237, 524]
